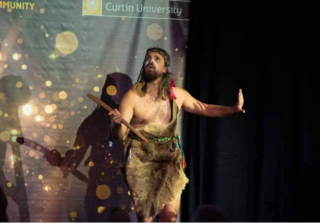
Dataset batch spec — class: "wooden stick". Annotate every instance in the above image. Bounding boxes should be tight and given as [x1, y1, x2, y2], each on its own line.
[87, 93, 149, 143]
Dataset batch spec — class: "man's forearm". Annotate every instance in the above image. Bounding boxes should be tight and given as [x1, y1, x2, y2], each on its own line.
[206, 104, 235, 117]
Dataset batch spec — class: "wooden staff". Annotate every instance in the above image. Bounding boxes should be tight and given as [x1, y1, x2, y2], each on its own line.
[87, 93, 149, 143]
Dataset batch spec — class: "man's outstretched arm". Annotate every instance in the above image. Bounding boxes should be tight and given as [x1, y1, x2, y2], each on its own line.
[175, 87, 245, 117]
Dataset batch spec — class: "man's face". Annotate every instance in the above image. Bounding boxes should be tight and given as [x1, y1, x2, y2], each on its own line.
[143, 52, 167, 82]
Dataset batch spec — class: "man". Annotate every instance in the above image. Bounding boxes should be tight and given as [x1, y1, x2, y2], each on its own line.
[109, 47, 245, 222]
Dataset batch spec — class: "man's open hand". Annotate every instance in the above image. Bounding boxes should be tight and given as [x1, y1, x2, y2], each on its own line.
[233, 89, 245, 113]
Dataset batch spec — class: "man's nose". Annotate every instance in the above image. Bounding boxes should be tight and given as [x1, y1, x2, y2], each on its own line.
[147, 58, 153, 64]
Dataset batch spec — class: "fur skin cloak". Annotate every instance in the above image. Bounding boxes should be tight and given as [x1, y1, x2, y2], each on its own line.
[121, 99, 189, 218]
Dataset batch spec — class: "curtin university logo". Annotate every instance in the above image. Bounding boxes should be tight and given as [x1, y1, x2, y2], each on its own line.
[82, 0, 190, 21]
[83, 0, 102, 16]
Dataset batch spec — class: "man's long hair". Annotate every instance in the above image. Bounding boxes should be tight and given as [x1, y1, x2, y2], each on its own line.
[134, 47, 173, 100]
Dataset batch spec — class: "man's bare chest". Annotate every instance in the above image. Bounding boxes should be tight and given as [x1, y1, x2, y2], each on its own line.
[131, 97, 172, 127]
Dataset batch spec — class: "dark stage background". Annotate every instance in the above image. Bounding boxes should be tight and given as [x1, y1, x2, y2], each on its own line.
[182, 6, 320, 222]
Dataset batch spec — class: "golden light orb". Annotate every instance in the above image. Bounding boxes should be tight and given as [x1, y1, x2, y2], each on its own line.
[23, 104, 33, 116]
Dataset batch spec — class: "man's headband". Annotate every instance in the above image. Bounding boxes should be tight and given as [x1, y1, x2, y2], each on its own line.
[146, 48, 170, 67]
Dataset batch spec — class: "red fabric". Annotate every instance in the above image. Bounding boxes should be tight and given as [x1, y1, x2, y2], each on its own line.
[168, 80, 176, 101]
[169, 80, 176, 87]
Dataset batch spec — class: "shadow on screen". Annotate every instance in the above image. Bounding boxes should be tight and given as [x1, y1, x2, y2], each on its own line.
[61, 73, 135, 221]
[0, 75, 31, 222]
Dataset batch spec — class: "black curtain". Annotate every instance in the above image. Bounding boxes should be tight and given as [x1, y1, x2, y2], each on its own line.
[181, 6, 319, 222]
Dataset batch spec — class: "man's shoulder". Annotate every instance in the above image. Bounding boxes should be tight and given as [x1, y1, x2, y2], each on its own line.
[172, 87, 188, 97]
[125, 87, 137, 96]
[122, 88, 139, 103]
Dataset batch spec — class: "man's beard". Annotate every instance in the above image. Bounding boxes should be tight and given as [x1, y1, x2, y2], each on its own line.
[143, 67, 162, 82]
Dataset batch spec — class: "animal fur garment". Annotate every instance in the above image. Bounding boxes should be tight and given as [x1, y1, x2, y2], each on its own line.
[121, 99, 189, 218]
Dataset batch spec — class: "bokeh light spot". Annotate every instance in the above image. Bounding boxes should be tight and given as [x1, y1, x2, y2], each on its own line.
[117, 187, 124, 194]
[17, 38, 23, 44]
[40, 8, 45, 13]
[59, 91, 68, 100]
[11, 136, 17, 142]
[38, 175, 43, 180]
[16, 81, 23, 88]
[93, 86, 100, 92]
[49, 54, 56, 60]
[97, 206, 105, 214]
[0, 131, 10, 142]
[70, 212, 77, 218]
[39, 93, 46, 99]
[55, 31, 79, 56]
[35, 116, 42, 122]
[46, 80, 52, 87]
[51, 104, 57, 110]
[23, 105, 33, 116]
[21, 64, 27, 70]
[44, 186, 51, 192]
[106, 85, 117, 96]
[44, 135, 50, 142]
[147, 23, 163, 41]
[29, 150, 36, 157]
[96, 185, 111, 200]
[78, 97, 83, 103]
[89, 161, 94, 167]
[49, 116, 55, 122]
[45, 105, 53, 114]
[7, 182, 12, 188]
[13, 53, 20, 60]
